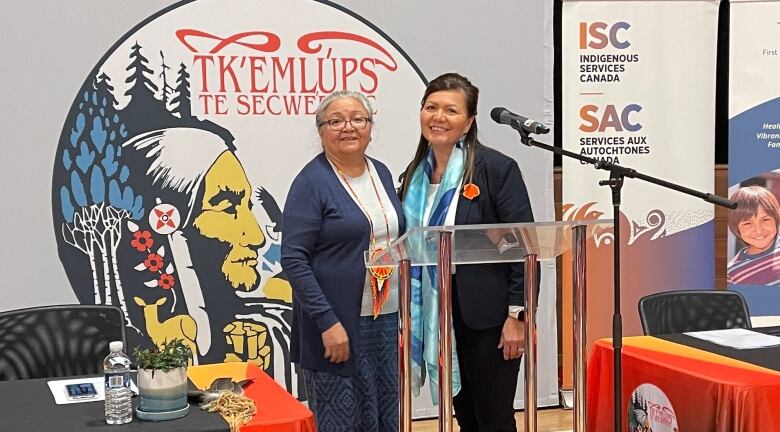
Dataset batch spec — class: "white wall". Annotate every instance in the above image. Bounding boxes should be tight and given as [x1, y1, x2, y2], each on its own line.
[0, 0, 555, 414]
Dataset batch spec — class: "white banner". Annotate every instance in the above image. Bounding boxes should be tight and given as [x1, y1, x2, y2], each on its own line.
[561, 1, 719, 345]
[728, 0, 780, 321]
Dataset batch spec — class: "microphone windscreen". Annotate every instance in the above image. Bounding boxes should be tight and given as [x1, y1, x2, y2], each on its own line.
[490, 107, 506, 123]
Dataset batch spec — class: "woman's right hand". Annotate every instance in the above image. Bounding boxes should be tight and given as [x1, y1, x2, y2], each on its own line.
[322, 322, 350, 363]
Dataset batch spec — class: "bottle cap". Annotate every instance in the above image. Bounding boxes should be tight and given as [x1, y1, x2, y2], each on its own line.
[109, 341, 124, 352]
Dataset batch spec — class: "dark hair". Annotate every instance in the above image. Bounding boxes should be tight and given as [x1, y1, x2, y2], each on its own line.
[399, 72, 483, 198]
[728, 185, 780, 241]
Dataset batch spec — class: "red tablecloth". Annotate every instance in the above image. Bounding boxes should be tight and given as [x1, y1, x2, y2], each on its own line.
[587, 337, 780, 432]
[189, 362, 315, 432]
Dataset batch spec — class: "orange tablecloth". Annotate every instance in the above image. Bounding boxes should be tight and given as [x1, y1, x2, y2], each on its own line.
[189, 362, 315, 432]
[587, 337, 780, 432]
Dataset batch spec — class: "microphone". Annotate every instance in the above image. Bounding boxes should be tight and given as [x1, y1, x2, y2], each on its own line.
[490, 107, 550, 134]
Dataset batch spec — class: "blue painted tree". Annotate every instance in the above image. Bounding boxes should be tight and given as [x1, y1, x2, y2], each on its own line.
[59, 72, 143, 332]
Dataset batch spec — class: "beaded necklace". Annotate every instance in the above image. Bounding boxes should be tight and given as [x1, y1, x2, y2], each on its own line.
[336, 159, 394, 318]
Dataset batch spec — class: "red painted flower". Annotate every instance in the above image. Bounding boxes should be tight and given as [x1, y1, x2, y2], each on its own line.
[131, 230, 154, 252]
[144, 253, 164, 272]
[158, 273, 176, 290]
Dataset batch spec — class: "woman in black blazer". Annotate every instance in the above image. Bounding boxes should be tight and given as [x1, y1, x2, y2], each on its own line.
[400, 73, 535, 432]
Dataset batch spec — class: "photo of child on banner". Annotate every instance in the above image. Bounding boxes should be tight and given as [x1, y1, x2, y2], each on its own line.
[727, 171, 780, 285]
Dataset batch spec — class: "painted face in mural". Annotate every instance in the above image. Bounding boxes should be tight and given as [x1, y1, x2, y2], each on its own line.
[318, 97, 372, 160]
[420, 89, 474, 150]
[737, 205, 778, 254]
[193, 151, 265, 289]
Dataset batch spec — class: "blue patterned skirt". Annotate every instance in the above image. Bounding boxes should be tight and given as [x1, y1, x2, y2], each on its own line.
[302, 313, 398, 432]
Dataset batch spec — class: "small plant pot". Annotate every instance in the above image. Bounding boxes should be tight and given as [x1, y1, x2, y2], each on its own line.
[137, 367, 188, 414]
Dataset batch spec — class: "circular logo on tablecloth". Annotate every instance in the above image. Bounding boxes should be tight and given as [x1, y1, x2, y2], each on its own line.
[628, 383, 679, 432]
[51, 0, 424, 398]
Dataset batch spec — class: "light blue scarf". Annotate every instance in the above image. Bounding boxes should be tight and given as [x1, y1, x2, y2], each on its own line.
[402, 141, 463, 403]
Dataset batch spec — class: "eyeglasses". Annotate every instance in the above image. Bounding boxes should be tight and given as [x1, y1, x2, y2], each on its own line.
[318, 117, 372, 131]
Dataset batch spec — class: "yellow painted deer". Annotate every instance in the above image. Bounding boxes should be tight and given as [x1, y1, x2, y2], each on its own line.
[134, 296, 198, 365]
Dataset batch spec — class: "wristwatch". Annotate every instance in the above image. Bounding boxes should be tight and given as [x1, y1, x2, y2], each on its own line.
[508, 305, 525, 320]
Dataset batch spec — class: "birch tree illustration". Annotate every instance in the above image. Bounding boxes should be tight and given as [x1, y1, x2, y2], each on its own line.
[59, 72, 144, 332]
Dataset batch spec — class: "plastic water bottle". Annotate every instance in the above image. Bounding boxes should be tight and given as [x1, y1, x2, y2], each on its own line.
[104, 341, 133, 424]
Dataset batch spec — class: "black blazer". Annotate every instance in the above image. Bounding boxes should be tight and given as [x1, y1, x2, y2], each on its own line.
[452, 146, 535, 329]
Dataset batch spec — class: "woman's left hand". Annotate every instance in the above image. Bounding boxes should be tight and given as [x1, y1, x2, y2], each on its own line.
[497, 317, 526, 361]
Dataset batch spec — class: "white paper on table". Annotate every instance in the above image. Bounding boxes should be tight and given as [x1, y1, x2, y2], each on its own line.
[684, 328, 780, 349]
[47, 377, 139, 405]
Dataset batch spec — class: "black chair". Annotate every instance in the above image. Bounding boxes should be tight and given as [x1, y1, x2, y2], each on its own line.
[0, 305, 126, 380]
[638, 290, 752, 336]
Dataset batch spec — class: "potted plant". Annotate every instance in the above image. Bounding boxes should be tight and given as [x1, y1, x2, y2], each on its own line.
[133, 339, 192, 420]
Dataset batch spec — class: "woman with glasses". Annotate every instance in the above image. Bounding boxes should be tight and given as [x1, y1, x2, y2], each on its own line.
[281, 90, 404, 431]
[400, 73, 535, 432]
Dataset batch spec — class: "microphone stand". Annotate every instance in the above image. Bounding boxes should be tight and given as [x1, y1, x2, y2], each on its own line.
[512, 127, 735, 432]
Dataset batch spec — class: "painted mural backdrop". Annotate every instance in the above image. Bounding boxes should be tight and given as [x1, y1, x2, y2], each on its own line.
[51, 0, 424, 397]
[728, 0, 780, 321]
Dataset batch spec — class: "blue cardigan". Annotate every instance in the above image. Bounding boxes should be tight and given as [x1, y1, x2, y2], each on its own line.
[281, 153, 405, 376]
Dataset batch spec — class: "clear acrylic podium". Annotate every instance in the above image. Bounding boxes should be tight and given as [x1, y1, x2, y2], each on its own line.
[365, 220, 611, 432]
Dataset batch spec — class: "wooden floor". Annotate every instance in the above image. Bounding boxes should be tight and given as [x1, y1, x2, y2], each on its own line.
[413, 407, 573, 431]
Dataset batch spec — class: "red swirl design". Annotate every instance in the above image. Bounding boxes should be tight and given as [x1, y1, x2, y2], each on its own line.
[297, 31, 397, 71]
[176, 29, 281, 54]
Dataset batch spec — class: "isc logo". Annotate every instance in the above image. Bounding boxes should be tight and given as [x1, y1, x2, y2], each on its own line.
[579, 104, 642, 132]
[579, 22, 631, 50]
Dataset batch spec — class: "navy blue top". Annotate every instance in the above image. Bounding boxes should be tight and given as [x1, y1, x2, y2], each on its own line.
[281, 153, 405, 376]
[450, 146, 536, 329]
